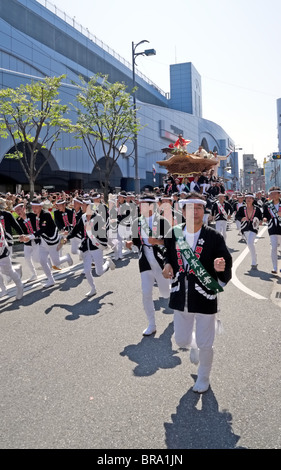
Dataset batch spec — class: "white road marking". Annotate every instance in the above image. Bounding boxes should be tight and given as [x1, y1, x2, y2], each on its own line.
[231, 225, 268, 300]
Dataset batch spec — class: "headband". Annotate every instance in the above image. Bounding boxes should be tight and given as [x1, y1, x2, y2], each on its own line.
[73, 198, 82, 203]
[56, 200, 66, 205]
[139, 198, 158, 203]
[82, 199, 92, 205]
[91, 194, 101, 200]
[244, 194, 255, 198]
[13, 203, 24, 210]
[31, 201, 44, 206]
[269, 190, 281, 194]
[178, 198, 206, 207]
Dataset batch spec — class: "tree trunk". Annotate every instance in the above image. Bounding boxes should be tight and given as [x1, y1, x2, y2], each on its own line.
[29, 179, 35, 200]
[103, 178, 109, 205]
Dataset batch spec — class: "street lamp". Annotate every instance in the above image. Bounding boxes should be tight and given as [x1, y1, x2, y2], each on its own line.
[132, 40, 156, 194]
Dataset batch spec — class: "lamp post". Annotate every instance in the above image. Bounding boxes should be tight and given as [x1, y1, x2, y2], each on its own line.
[132, 40, 156, 194]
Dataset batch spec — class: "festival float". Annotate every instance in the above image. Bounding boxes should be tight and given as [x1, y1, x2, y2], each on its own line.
[156, 135, 228, 179]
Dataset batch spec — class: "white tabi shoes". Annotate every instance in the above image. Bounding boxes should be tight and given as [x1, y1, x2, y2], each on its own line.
[107, 258, 116, 270]
[86, 288, 97, 297]
[16, 284, 24, 300]
[43, 279, 55, 289]
[143, 324, 156, 336]
[192, 378, 210, 394]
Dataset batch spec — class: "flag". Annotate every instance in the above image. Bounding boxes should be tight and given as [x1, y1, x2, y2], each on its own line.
[152, 164, 156, 177]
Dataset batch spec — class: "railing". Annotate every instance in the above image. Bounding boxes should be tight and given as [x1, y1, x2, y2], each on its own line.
[36, 0, 167, 98]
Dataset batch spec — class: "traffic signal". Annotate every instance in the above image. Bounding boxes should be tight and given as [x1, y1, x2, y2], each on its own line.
[272, 154, 281, 159]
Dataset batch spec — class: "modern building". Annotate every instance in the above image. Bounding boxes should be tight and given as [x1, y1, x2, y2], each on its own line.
[0, 0, 238, 194]
[260, 98, 281, 193]
[243, 154, 258, 191]
[277, 98, 281, 153]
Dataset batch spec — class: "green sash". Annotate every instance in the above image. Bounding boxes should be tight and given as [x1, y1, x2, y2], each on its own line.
[173, 225, 223, 293]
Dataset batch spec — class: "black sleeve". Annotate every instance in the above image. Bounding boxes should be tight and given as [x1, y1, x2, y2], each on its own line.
[8, 212, 24, 235]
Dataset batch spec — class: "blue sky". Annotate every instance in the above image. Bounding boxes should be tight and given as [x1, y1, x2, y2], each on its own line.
[41, 0, 281, 166]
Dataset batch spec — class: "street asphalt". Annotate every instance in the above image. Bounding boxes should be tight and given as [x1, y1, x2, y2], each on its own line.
[1, 221, 281, 453]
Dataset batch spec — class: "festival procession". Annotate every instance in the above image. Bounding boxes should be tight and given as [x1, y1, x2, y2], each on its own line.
[1, 135, 280, 394]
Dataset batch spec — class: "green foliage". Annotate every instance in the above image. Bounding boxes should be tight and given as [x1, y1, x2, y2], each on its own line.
[72, 74, 143, 200]
[0, 75, 74, 197]
[0, 73, 143, 201]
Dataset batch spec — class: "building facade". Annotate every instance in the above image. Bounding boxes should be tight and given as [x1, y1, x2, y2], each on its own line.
[277, 98, 281, 153]
[0, 0, 238, 194]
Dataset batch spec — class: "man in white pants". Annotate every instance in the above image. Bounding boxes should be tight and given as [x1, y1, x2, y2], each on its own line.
[14, 201, 41, 282]
[64, 198, 115, 297]
[114, 191, 132, 260]
[126, 194, 171, 336]
[211, 193, 233, 241]
[69, 196, 83, 257]
[261, 186, 281, 274]
[27, 198, 73, 288]
[0, 222, 23, 299]
[163, 192, 232, 393]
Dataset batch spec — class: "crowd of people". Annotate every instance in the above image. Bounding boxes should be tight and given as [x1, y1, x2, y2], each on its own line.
[1, 172, 280, 393]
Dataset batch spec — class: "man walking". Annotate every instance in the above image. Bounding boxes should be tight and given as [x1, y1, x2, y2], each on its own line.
[162, 192, 232, 393]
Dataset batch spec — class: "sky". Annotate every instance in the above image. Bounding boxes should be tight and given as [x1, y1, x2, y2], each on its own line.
[42, 0, 281, 167]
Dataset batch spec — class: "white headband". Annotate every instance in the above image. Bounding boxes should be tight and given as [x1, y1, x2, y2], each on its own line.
[73, 198, 82, 203]
[91, 194, 101, 200]
[244, 194, 255, 198]
[269, 190, 281, 194]
[82, 199, 92, 205]
[13, 203, 24, 210]
[139, 198, 158, 203]
[179, 198, 206, 207]
[56, 200, 66, 205]
[31, 201, 44, 206]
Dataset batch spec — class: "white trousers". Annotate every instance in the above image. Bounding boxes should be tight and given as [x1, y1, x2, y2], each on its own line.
[215, 220, 227, 240]
[140, 246, 170, 326]
[82, 249, 110, 289]
[173, 309, 216, 384]
[173, 309, 216, 350]
[70, 237, 81, 255]
[113, 225, 131, 260]
[24, 241, 40, 277]
[269, 234, 281, 271]
[0, 255, 22, 290]
[38, 240, 69, 282]
[244, 230, 257, 265]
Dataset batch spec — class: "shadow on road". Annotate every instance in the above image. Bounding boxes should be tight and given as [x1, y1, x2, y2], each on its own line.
[44, 290, 114, 320]
[120, 322, 181, 376]
[164, 379, 243, 449]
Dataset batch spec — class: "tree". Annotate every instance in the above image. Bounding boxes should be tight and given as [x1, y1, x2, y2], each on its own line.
[73, 74, 143, 202]
[0, 75, 74, 199]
